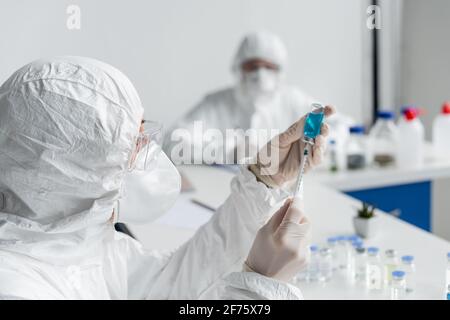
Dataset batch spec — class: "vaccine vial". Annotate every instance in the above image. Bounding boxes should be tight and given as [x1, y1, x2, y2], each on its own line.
[353, 246, 367, 283]
[390, 270, 406, 300]
[366, 247, 384, 292]
[326, 237, 339, 271]
[347, 236, 362, 277]
[303, 103, 325, 145]
[307, 245, 320, 282]
[319, 247, 333, 282]
[401, 255, 416, 293]
[384, 249, 399, 286]
[336, 236, 349, 270]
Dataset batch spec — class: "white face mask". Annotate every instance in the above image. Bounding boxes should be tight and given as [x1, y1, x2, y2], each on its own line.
[116, 150, 181, 224]
[241, 68, 280, 101]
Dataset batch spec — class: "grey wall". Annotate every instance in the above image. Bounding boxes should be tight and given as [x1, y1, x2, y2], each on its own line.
[0, 0, 368, 127]
[400, 0, 450, 139]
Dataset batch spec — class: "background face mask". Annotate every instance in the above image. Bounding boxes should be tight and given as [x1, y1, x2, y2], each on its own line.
[242, 68, 280, 99]
[117, 150, 181, 224]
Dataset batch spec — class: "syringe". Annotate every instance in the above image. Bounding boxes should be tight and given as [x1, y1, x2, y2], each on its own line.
[293, 103, 325, 199]
[293, 147, 309, 198]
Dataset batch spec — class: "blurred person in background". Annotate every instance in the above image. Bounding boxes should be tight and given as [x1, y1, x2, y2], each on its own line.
[164, 31, 317, 163]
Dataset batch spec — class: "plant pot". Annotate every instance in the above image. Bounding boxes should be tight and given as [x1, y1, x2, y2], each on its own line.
[353, 216, 380, 239]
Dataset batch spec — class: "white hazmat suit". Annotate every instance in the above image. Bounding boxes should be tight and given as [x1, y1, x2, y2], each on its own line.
[164, 31, 316, 160]
[0, 57, 303, 299]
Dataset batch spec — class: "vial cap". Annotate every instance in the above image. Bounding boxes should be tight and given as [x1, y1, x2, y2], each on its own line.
[392, 270, 405, 279]
[403, 107, 424, 121]
[377, 110, 395, 120]
[352, 241, 364, 248]
[311, 103, 325, 114]
[442, 102, 450, 115]
[401, 255, 414, 263]
[336, 236, 347, 241]
[367, 247, 379, 254]
[447, 252, 450, 259]
[310, 245, 319, 252]
[327, 237, 337, 244]
[347, 235, 361, 242]
[349, 126, 365, 134]
[356, 247, 366, 254]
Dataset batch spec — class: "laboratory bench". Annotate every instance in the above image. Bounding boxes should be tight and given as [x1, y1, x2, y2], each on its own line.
[128, 164, 450, 300]
[310, 144, 450, 240]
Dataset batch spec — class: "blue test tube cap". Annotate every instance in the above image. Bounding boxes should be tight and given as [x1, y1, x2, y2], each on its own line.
[392, 270, 405, 279]
[310, 245, 319, 252]
[367, 247, 379, 254]
[336, 235, 347, 242]
[401, 255, 414, 263]
[327, 237, 337, 244]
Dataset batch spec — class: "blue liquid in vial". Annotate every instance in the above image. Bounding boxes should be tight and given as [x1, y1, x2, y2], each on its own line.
[304, 111, 324, 140]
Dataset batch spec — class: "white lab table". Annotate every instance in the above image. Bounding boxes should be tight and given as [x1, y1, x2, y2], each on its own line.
[310, 146, 450, 191]
[128, 165, 450, 300]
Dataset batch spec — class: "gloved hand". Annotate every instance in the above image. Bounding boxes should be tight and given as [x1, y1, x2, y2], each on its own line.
[249, 105, 335, 187]
[244, 198, 311, 282]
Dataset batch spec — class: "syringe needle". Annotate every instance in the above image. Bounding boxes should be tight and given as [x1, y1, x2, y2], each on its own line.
[294, 147, 309, 198]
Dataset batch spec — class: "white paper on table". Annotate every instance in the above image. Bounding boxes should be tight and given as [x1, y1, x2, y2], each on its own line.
[153, 193, 214, 229]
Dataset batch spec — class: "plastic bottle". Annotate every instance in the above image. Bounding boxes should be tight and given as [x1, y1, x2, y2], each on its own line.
[319, 247, 333, 282]
[390, 270, 406, 300]
[366, 247, 384, 291]
[346, 126, 367, 170]
[307, 245, 320, 282]
[397, 108, 424, 169]
[400, 255, 416, 293]
[384, 249, 399, 286]
[433, 102, 450, 158]
[370, 111, 399, 167]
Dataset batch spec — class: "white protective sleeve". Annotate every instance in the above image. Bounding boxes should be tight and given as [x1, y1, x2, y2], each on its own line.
[125, 166, 303, 299]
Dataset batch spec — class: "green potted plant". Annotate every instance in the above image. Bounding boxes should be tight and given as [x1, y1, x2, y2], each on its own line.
[353, 202, 380, 238]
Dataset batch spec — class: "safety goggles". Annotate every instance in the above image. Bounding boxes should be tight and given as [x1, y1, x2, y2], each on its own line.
[128, 120, 163, 172]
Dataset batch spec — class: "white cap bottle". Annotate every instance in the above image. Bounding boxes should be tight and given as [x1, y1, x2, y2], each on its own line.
[397, 108, 424, 169]
[433, 102, 450, 158]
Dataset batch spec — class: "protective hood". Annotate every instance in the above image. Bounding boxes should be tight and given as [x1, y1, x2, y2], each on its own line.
[231, 31, 288, 74]
[0, 57, 144, 249]
[232, 31, 287, 111]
